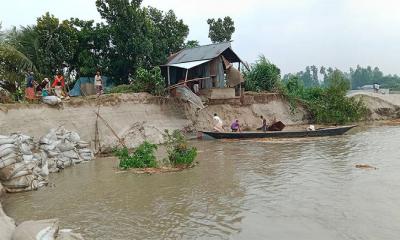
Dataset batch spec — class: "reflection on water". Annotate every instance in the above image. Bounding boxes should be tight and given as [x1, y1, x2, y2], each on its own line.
[3, 126, 400, 240]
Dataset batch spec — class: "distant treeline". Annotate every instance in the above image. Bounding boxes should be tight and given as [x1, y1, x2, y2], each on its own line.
[283, 66, 400, 90]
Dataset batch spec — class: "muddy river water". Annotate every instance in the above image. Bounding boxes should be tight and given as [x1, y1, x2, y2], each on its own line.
[3, 125, 400, 239]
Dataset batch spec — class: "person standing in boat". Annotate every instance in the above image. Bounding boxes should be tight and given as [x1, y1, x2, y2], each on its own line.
[257, 115, 268, 132]
[213, 113, 224, 132]
[231, 119, 241, 132]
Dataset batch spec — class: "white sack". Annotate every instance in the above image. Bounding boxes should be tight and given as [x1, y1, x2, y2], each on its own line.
[11, 219, 59, 240]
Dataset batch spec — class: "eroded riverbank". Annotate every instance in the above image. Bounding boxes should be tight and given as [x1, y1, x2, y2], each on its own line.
[2, 125, 400, 239]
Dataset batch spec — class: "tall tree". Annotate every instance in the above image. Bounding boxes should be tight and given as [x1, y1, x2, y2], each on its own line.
[0, 24, 37, 90]
[145, 7, 189, 65]
[207, 16, 235, 43]
[34, 12, 79, 75]
[96, 0, 152, 83]
[69, 18, 111, 76]
[96, 0, 189, 83]
[310, 65, 319, 86]
[183, 40, 200, 49]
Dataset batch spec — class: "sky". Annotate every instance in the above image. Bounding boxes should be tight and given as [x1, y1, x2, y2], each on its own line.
[1, 0, 399, 75]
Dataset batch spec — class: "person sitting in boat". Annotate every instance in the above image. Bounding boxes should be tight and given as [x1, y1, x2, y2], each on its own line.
[213, 113, 224, 132]
[257, 115, 268, 132]
[230, 119, 241, 132]
[307, 125, 316, 131]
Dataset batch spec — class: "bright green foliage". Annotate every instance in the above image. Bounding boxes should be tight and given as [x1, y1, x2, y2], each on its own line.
[133, 67, 165, 95]
[108, 66, 165, 95]
[0, 24, 37, 86]
[282, 70, 367, 124]
[163, 130, 197, 167]
[96, 0, 189, 83]
[2, 1, 188, 88]
[115, 141, 158, 169]
[35, 13, 79, 75]
[244, 55, 281, 92]
[69, 19, 110, 76]
[0, 43, 37, 83]
[145, 7, 189, 65]
[207, 17, 235, 43]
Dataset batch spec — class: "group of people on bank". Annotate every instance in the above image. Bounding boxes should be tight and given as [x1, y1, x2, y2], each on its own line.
[24, 70, 104, 101]
[213, 113, 268, 133]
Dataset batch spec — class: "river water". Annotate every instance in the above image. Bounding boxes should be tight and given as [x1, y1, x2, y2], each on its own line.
[3, 125, 400, 239]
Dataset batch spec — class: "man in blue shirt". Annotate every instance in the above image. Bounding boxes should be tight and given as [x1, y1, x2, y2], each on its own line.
[26, 72, 35, 87]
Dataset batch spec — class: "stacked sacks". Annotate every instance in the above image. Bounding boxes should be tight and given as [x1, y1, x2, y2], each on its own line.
[0, 134, 46, 193]
[0, 127, 93, 193]
[39, 126, 94, 172]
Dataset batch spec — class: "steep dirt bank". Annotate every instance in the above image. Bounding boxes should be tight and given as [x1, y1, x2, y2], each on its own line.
[348, 92, 400, 120]
[0, 93, 190, 153]
[187, 93, 308, 131]
[0, 93, 308, 151]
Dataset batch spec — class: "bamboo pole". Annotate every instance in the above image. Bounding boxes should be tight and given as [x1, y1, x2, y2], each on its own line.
[93, 110, 126, 148]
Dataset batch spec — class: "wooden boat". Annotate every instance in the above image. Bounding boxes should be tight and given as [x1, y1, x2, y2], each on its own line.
[200, 125, 357, 139]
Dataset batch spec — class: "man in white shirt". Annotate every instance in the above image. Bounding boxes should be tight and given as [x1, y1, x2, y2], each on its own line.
[213, 113, 224, 132]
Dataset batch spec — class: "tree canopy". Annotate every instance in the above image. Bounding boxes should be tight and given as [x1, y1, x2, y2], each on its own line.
[207, 17, 235, 43]
[1, 0, 190, 86]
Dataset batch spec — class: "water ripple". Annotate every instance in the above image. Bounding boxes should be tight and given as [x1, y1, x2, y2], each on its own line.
[3, 125, 400, 239]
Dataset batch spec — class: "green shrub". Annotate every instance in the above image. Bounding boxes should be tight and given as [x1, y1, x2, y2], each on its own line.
[107, 66, 165, 95]
[133, 67, 165, 95]
[163, 130, 197, 167]
[282, 72, 367, 124]
[244, 55, 281, 92]
[114, 141, 158, 169]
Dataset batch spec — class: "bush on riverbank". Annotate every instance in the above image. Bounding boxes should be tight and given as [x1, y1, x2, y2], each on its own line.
[244, 55, 281, 92]
[108, 67, 165, 96]
[163, 130, 197, 167]
[282, 71, 368, 124]
[115, 141, 158, 169]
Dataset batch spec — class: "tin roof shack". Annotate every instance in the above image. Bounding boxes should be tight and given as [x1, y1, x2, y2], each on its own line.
[161, 42, 248, 100]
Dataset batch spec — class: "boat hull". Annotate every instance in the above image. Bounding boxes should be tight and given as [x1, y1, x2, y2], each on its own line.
[200, 125, 357, 139]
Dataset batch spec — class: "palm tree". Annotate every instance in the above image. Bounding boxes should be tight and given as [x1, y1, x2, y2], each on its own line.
[0, 24, 37, 89]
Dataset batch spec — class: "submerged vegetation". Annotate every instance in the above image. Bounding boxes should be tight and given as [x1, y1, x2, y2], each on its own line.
[115, 141, 158, 170]
[163, 130, 197, 167]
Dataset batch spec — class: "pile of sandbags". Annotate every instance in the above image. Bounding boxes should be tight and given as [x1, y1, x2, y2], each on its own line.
[39, 126, 94, 173]
[0, 134, 46, 193]
[0, 127, 94, 193]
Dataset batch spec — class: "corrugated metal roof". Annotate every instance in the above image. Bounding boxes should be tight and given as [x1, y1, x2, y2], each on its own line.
[168, 42, 232, 64]
[168, 59, 211, 69]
